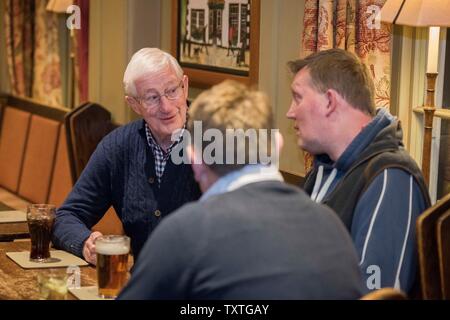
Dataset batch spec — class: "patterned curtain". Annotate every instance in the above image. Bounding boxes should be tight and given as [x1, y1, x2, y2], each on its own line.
[4, 0, 35, 97]
[301, 0, 392, 172]
[4, 0, 63, 107]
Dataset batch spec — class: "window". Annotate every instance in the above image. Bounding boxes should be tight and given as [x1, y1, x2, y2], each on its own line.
[217, 10, 222, 36]
[240, 4, 248, 49]
[208, 9, 222, 43]
[191, 9, 205, 41]
[229, 4, 239, 46]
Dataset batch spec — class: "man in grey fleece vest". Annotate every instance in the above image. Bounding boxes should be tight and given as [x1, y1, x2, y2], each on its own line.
[286, 48, 430, 294]
[118, 80, 363, 300]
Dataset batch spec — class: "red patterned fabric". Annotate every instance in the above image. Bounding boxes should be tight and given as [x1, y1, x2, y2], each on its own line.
[301, 0, 391, 108]
[74, 0, 89, 105]
[300, 0, 392, 173]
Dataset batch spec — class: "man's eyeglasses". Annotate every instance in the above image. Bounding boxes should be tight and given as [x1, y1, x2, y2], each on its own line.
[138, 80, 184, 108]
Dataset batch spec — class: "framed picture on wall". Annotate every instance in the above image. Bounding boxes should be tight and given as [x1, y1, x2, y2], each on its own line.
[171, 0, 260, 88]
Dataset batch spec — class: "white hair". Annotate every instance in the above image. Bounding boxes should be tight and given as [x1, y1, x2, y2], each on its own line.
[123, 48, 183, 97]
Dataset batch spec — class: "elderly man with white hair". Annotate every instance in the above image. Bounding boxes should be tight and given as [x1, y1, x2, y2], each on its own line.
[52, 48, 201, 264]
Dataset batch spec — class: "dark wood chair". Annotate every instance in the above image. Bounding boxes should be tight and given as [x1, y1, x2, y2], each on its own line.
[417, 192, 450, 299]
[437, 199, 450, 299]
[280, 170, 305, 188]
[360, 288, 408, 300]
[64, 102, 123, 235]
[65, 102, 117, 183]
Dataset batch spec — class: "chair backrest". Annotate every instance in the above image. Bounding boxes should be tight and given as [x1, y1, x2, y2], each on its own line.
[0, 94, 71, 205]
[64, 102, 123, 236]
[18, 115, 60, 203]
[48, 126, 73, 207]
[280, 170, 305, 188]
[417, 192, 450, 299]
[437, 195, 450, 299]
[65, 102, 116, 183]
[0, 107, 30, 192]
[360, 288, 408, 300]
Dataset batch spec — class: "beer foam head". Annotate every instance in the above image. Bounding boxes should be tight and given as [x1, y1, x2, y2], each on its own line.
[95, 236, 130, 255]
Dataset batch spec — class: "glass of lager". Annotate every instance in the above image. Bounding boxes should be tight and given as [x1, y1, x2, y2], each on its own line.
[95, 235, 130, 299]
[26, 204, 56, 262]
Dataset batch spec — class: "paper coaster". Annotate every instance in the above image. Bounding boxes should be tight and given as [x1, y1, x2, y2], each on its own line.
[6, 250, 89, 269]
[0, 211, 27, 223]
[69, 286, 113, 300]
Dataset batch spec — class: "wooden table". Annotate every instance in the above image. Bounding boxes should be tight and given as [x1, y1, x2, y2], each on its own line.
[0, 241, 97, 300]
[0, 202, 30, 241]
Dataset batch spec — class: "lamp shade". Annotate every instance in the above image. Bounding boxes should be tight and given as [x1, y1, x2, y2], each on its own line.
[380, 0, 450, 27]
[46, 0, 73, 13]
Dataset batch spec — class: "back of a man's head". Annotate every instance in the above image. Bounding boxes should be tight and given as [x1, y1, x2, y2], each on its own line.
[187, 80, 275, 177]
[288, 48, 376, 116]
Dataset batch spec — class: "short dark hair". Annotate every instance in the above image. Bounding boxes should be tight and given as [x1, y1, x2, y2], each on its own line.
[288, 49, 375, 116]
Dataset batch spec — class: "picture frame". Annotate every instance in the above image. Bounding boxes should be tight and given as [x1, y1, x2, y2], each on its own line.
[171, 0, 260, 88]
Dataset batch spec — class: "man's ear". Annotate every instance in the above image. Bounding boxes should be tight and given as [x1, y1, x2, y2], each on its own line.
[126, 96, 142, 116]
[324, 89, 338, 117]
[187, 144, 207, 184]
[187, 144, 196, 166]
[275, 130, 284, 154]
[268, 131, 283, 168]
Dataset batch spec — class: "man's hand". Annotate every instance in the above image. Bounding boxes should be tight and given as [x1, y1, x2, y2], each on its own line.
[82, 231, 103, 265]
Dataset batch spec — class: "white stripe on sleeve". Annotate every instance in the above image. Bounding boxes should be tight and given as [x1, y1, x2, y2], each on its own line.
[394, 174, 413, 289]
[359, 169, 388, 265]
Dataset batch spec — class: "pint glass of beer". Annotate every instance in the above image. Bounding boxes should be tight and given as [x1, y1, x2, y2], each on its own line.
[95, 235, 130, 298]
[26, 204, 56, 262]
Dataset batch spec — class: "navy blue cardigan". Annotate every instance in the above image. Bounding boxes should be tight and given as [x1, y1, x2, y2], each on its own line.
[52, 119, 201, 260]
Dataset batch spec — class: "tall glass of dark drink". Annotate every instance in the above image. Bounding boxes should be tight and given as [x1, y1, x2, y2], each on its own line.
[26, 204, 56, 262]
[95, 235, 130, 299]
